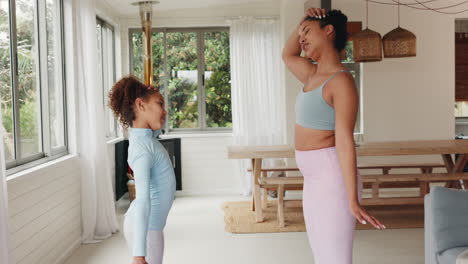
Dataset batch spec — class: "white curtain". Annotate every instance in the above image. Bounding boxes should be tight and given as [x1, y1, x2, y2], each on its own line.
[229, 17, 287, 195]
[73, 0, 118, 243]
[0, 114, 11, 263]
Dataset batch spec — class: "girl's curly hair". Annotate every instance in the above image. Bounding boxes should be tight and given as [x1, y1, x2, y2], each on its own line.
[108, 75, 161, 129]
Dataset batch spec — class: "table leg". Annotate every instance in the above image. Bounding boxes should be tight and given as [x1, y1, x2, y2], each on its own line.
[442, 154, 467, 189]
[253, 158, 264, 222]
[419, 168, 430, 195]
[455, 154, 468, 190]
[443, 154, 455, 188]
[251, 159, 255, 211]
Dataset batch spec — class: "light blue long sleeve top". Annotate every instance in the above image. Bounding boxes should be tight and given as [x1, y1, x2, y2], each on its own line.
[126, 128, 176, 257]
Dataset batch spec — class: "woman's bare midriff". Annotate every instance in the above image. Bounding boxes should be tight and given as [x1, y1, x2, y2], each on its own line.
[295, 124, 336, 150]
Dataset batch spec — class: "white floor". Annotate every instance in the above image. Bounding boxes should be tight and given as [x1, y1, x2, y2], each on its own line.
[64, 193, 424, 264]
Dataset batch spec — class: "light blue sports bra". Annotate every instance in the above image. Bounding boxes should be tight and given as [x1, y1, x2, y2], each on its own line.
[295, 70, 348, 131]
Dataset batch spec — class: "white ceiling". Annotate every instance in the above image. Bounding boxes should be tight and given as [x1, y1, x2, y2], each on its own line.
[99, 0, 280, 18]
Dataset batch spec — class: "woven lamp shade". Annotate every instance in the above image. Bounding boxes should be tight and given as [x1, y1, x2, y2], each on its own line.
[383, 27, 416, 58]
[352, 28, 383, 62]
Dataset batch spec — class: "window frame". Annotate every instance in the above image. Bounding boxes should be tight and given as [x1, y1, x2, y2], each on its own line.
[128, 27, 232, 134]
[96, 16, 119, 139]
[4, 0, 68, 172]
[346, 21, 364, 135]
[343, 61, 362, 135]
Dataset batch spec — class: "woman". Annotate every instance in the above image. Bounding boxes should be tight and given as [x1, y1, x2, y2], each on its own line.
[108, 76, 176, 264]
[282, 7, 385, 264]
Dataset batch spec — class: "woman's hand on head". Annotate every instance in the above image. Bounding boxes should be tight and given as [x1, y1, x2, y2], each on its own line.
[349, 202, 386, 230]
[131, 256, 147, 264]
[303, 7, 327, 21]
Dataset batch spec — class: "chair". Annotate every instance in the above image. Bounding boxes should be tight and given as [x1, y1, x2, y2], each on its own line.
[425, 187, 468, 264]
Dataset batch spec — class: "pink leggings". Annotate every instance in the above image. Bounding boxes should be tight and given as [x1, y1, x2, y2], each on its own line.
[296, 147, 362, 264]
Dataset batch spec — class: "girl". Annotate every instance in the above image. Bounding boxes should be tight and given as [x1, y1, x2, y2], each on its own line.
[108, 76, 176, 264]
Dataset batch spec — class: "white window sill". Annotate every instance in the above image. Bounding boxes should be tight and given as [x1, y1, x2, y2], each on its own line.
[106, 136, 124, 145]
[7, 154, 78, 181]
[161, 132, 233, 139]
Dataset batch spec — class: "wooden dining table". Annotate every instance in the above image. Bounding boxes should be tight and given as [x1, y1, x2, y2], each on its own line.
[227, 139, 468, 223]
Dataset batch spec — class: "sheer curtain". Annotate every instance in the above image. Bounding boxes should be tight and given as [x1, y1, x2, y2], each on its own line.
[229, 17, 287, 195]
[0, 114, 11, 264]
[73, 0, 118, 243]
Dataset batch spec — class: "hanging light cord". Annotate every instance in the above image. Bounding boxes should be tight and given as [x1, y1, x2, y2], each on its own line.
[398, 0, 400, 27]
[411, 0, 468, 14]
[367, 0, 468, 14]
[366, 0, 369, 28]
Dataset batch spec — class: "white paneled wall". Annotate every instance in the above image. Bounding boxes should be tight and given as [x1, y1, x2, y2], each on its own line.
[169, 135, 240, 195]
[7, 156, 81, 264]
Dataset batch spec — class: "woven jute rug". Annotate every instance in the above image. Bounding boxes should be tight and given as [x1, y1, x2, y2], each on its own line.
[222, 200, 424, 234]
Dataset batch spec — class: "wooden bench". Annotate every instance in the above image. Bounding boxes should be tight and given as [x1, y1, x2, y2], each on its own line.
[259, 172, 468, 227]
[250, 164, 445, 206]
[259, 176, 303, 227]
[250, 163, 446, 227]
[248, 167, 300, 209]
[360, 172, 468, 206]
[358, 163, 446, 189]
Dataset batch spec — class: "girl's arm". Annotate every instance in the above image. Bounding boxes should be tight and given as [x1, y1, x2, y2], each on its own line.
[131, 153, 153, 257]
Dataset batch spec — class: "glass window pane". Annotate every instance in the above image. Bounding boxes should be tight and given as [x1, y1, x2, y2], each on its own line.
[101, 24, 117, 138]
[166, 32, 198, 129]
[343, 40, 361, 133]
[204, 31, 232, 128]
[131, 31, 143, 80]
[342, 40, 354, 63]
[348, 68, 361, 133]
[17, 0, 42, 158]
[151, 31, 164, 90]
[455, 102, 468, 117]
[96, 20, 120, 138]
[0, 1, 15, 161]
[96, 21, 103, 106]
[47, 0, 65, 148]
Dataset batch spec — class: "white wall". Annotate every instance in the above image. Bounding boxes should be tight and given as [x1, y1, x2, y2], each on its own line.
[162, 135, 239, 194]
[7, 156, 81, 264]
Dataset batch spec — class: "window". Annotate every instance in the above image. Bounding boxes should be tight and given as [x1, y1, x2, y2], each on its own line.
[345, 21, 363, 134]
[96, 17, 118, 138]
[342, 40, 362, 134]
[129, 28, 232, 133]
[455, 21, 468, 125]
[0, 0, 67, 170]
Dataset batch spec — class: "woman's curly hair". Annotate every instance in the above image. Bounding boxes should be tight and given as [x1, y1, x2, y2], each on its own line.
[108, 75, 161, 129]
[304, 9, 349, 53]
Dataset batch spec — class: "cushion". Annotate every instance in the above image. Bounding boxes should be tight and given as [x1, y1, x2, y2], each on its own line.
[431, 187, 468, 253]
